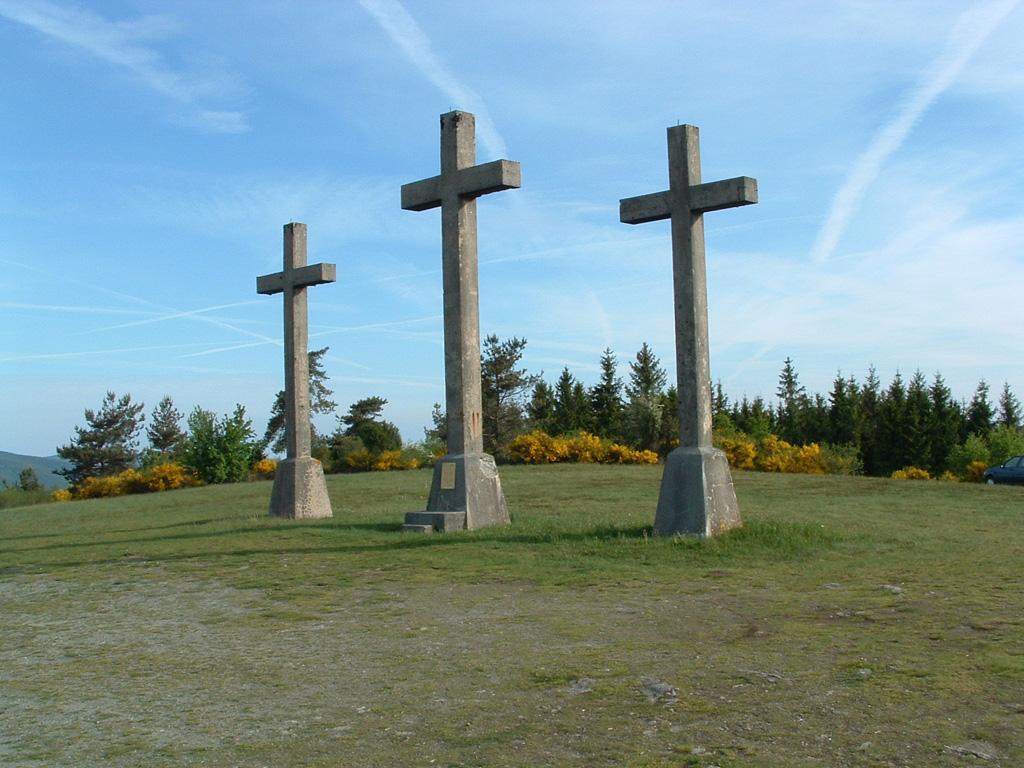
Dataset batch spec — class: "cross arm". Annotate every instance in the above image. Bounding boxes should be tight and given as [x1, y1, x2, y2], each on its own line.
[620, 191, 671, 224]
[256, 271, 285, 295]
[456, 159, 521, 199]
[256, 263, 336, 295]
[402, 176, 441, 211]
[689, 176, 758, 213]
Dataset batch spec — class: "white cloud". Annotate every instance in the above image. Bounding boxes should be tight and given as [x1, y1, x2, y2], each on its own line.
[0, 0, 247, 132]
[809, 0, 1021, 263]
[358, 0, 507, 158]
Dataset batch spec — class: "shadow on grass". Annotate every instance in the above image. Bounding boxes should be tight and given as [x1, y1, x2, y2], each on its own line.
[0, 518, 839, 575]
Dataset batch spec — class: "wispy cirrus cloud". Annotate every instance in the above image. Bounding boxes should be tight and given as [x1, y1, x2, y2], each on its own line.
[0, 0, 247, 133]
[358, 0, 507, 158]
[809, 0, 1020, 263]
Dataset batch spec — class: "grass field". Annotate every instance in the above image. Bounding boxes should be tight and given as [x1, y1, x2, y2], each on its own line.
[1, 465, 1022, 767]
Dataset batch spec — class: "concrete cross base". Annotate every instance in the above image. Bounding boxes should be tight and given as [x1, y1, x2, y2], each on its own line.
[655, 447, 742, 537]
[408, 452, 510, 531]
[268, 457, 333, 519]
[402, 511, 467, 533]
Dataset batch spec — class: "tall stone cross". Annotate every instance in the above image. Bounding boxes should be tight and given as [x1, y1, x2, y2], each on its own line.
[620, 124, 757, 537]
[399, 110, 520, 533]
[256, 222, 336, 519]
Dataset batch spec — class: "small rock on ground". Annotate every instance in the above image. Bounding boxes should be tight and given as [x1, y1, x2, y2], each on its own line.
[943, 740, 999, 761]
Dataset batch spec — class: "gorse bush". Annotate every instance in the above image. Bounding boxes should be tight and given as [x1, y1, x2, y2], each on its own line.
[70, 463, 201, 500]
[891, 466, 932, 480]
[505, 431, 658, 465]
[251, 458, 278, 479]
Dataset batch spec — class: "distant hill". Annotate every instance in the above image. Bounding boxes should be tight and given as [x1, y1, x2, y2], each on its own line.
[0, 452, 69, 489]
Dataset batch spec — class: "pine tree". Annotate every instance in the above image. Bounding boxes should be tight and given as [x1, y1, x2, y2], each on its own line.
[775, 357, 807, 444]
[965, 380, 994, 438]
[18, 467, 41, 491]
[590, 348, 624, 440]
[927, 373, 961, 475]
[480, 335, 539, 453]
[424, 403, 447, 446]
[657, 386, 680, 454]
[877, 371, 907, 474]
[712, 380, 730, 417]
[552, 368, 591, 434]
[264, 347, 337, 454]
[803, 393, 830, 445]
[147, 395, 184, 455]
[827, 372, 858, 445]
[997, 382, 1021, 429]
[338, 396, 401, 453]
[624, 343, 667, 451]
[526, 381, 556, 433]
[858, 366, 883, 475]
[904, 370, 932, 469]
[56, 391, 145, 488]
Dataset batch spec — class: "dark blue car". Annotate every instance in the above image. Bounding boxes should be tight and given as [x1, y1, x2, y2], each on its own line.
[983, 455, 1024, 485]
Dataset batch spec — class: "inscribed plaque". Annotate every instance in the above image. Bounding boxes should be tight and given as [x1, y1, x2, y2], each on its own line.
[440, 462, 457, 490]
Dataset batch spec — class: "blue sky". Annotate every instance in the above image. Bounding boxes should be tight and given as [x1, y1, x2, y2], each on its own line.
[2, 0, 1023, 456]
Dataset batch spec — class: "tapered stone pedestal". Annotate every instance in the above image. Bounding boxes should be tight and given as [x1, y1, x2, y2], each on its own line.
[402, 453, 509, 532]
[269, 457, 332, 520]
[655, 447, 741, 537]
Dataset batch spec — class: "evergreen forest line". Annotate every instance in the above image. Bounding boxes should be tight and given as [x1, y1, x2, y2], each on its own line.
[21, 337, 1024, 506]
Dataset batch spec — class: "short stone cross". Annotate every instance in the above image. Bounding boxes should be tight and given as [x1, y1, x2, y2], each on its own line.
[400, 110, 520, 532]
[620, 124, 757, 536]
[257, 222, 336, 519]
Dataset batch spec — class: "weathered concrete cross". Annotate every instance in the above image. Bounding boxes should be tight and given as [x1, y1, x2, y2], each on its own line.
[620, 124, 757, 536]
[400, 111, 520, 532]
[257, 222, 336, 519]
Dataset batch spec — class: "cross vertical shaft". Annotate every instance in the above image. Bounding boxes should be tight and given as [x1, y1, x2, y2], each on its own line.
[283, 222, 311, 459]
[441, 112, 483, 456]
[400, 110, 520, 532]
[256, 222, 336, 520]
[619, 122, 757, 537]
[668, 125, 713, 449]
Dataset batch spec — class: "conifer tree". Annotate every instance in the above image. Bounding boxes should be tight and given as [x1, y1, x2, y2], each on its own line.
[624, 342, 667, 451]
[858, 366, 883, 475]
[927, 373, 961, 475]
[775, 357, 807, 444]
[904, 370, 932, 469]
[56, 391, 145, 487]
[590, 348, 624, 439]
[552, 368, 591, 434]
[997, 382, 1021, 429]
[877, 371, 907, 474]
[657, 386, 680, 455]
[480, 335, 539, 453]
[803, 393, 830, 445]
[264, 347, 336, 454]
[338, 396, 402, 453]
[147, 395, 184, 455]
[526, 381, 556, 433]
[827, 372, 858, 445]
[965, 380, 994, 438]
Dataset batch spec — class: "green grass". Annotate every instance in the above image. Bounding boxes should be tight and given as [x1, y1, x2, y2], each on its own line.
[2, 465, 1022, 767]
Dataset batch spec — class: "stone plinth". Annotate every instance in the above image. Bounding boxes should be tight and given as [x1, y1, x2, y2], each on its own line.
[655, 447, 741, 537]
[405, 453, 509, 532]
[269, 456, 332, 520]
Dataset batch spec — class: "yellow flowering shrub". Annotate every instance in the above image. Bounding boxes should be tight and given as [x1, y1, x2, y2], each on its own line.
[373, 450, 405, 471]
[964, 460, 988, 482]
[891, 466, 932, 480]
[562, 432, 607, 463]
[75, 469, 143, 499]
[144, 463, 201, 491]
[251, 458, 278, 479]
[506, 431, 657, 465]
[939, 470, 960, 482]
[51, 488, 72, 502]
[506, 431, 568, 464]
[345, 449, 375, 471]
[719, 436, 757, 470]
